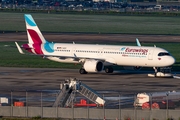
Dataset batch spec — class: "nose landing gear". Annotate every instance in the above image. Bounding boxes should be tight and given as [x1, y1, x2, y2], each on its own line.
[148, 67, 173, 78]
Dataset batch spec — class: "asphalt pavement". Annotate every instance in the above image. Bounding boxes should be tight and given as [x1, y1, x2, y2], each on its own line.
[0, 67, 179, 95]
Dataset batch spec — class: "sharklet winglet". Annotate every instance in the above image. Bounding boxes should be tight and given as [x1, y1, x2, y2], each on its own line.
[136, 38, 141, 47]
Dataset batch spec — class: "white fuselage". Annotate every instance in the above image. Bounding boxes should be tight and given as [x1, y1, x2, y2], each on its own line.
[40, 43, 175, 67]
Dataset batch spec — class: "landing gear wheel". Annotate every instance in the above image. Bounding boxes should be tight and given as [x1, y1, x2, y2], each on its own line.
[79, 68, 87, 74]
[105, 67, 114, 73]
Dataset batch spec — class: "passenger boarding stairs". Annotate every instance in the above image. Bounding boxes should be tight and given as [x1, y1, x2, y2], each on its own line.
[53, 78, 105, 107]
[53, 80, 73, 107]
[78, 83, 105, 106]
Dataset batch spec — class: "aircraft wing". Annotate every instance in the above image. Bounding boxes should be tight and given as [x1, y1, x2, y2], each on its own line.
[44, 54, 106, 63]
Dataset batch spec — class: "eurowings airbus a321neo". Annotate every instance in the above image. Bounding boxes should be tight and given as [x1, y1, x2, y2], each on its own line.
[15, 14, 175, 74]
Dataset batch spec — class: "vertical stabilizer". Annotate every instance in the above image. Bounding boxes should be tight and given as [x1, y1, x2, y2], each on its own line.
[24, 14, 46, 44]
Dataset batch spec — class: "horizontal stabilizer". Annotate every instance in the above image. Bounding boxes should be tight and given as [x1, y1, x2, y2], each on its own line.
[15, 42, 25, 54]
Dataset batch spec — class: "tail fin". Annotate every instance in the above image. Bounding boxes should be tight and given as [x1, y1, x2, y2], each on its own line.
[24, 14, 46, 44]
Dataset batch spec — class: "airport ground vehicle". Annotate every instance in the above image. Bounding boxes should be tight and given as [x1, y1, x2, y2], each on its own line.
[134, 91, 180, 109]
[154, 5, 162, 10]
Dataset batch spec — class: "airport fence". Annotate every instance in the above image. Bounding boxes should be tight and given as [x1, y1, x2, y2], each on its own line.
[0, 90, 179, 119]
[0, 106, 180, 120]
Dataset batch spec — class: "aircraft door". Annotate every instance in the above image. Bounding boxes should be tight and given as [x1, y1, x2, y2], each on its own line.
[98, 49, 103, 56]
[72, 48, 76, 57]
[148, 50, 154, 60]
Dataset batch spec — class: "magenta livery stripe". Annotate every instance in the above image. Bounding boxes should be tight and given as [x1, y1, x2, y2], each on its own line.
[27, 29, 43, 55]
[28, 29, 42, 44]
[22, 44, 33, 53]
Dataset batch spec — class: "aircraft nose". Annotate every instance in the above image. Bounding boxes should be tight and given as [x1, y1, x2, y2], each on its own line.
[167, 57, 175, 66]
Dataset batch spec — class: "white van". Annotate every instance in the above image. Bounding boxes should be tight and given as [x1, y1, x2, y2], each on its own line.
[154, 5, 162, 10]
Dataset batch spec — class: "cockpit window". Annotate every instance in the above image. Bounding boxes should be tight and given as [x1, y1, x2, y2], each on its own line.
[158, 52, 170, 56]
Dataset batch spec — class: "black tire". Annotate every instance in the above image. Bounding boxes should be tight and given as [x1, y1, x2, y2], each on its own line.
[79, 68, 87, 74]
[105, 67, 113, 73]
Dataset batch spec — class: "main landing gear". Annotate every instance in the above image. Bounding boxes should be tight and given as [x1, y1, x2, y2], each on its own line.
[104, 66, 114, 73]
[79, 68, 87, 74]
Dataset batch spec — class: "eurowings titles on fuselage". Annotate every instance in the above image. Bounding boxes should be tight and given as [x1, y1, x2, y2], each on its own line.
[15, 14, 175, 74]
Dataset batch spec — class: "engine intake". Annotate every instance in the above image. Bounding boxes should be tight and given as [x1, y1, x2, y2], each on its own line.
[84, 59, 104, 72]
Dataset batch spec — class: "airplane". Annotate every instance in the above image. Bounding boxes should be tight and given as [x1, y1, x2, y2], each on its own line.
[15, 14, 175, 75]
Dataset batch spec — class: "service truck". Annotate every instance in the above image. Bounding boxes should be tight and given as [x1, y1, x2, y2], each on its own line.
[134, 91, 180, 109]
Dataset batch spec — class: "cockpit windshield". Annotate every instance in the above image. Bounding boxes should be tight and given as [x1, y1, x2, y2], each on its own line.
[158, 52, 170, 56]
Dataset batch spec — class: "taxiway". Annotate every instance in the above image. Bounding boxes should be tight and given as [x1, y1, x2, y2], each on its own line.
[0, 67, 179, 95]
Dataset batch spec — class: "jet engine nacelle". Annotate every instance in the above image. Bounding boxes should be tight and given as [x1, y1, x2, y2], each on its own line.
[123, 66, 142, 71]
[84, 59, 104, 72]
